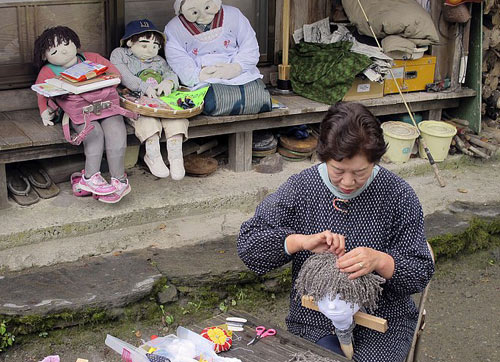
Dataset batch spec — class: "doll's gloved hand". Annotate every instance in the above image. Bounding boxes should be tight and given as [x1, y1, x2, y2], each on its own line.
[199, 65, 218, 82]
[199, 63, 242, 81]
[145, 86, 157, 99]
[317, 294, 360, 331]
[41, 107, 56, 126]
[155, 80, 174, 97]
[212, 62, 242, 80]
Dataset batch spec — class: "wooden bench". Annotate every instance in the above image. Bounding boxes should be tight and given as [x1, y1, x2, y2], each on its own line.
[0, 88, 476, 209]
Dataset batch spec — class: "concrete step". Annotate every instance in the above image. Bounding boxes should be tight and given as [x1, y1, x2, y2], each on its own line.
[0, 156, 468, 253]
[0, 209, 251, 272]
[0, 164, 297, 255]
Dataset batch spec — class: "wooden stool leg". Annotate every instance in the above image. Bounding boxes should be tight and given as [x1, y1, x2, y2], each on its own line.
[340, 342, 354, 360]
[0, 163, 10, 210]
[228, 132, 252, 172]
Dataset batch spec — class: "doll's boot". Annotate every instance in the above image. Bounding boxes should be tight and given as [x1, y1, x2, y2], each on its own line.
[167, 134, 185, 181]
[144, 134, 170, 178]
[98, 176, 131, 204]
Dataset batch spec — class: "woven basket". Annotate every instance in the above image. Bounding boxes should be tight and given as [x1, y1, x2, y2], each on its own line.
[119, 88, 203, 119]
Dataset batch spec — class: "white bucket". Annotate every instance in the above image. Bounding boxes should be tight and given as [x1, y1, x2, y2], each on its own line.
[418, 121, 457, 162]
[381, 121, 419, 164]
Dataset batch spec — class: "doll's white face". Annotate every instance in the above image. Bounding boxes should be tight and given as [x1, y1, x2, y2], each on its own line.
[44, 38, 78, 68]
[127, 35, 160, 60]
[181, 0, 221, 25]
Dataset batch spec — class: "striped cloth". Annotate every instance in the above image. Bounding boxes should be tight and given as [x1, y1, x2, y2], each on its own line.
[203, 79, 272, 116]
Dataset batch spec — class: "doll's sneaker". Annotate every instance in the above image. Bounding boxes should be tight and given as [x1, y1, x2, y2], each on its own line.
[98, 177, 131, 204]
[169, 158, 185, 181]
[77, 171, 116, 196]
[70, 172, 92, 197]
[144, 154, 170, 178]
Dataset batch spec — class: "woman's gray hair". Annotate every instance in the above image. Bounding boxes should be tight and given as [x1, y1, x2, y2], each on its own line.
[295, 253, 385, 311]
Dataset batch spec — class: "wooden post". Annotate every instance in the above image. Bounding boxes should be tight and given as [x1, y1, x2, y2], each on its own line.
[0, 164, 10, 210]
[278, 0, 292, 90]
[228, 132, 252, 172]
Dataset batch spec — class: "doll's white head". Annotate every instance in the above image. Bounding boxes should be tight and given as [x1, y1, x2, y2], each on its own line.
[127, 35, 161, 61]
[45, 39, 78, 68]
[175, 0, 222, 24]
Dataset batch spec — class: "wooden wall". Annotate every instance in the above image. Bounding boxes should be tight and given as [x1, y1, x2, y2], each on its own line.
[0, 0, 112, 89]
[274, 0, 334, 60]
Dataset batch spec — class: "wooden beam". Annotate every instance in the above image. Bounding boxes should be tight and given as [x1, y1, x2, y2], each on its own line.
[301, 296, 388, 333]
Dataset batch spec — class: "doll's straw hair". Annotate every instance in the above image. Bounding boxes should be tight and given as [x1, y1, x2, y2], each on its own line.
[295, 253, 385, 311]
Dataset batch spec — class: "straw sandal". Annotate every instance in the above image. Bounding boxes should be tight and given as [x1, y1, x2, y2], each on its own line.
[18, 162, 60, 199]
[7, 168, 40, 206]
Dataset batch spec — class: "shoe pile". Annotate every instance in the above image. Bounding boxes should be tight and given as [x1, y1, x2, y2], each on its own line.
[252, 131, 278, 159]
[278, 134, 318, 162]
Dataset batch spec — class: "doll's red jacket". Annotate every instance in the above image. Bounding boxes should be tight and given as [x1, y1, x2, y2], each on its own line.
[35, 52, 121, 115]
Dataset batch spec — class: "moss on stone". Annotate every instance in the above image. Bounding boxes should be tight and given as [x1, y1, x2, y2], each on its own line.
[429, 217, 500, 261]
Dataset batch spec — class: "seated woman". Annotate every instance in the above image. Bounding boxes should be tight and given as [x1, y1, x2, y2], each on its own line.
[237, 102, 435, 361]
[164, 0, 271, 116]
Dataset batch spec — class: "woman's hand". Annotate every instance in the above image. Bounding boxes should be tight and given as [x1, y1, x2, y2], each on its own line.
[337, 247, 395, 280]
[286, 231, 345, 256]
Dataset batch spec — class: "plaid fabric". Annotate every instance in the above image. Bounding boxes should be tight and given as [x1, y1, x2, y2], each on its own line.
[146, 353, 171, 362]
[203, 79, 272, 116]
[290, 42, 372, 104]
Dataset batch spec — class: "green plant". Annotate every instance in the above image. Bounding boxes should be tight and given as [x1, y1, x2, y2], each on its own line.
[219, 302, 228, 313]
[0, 321, 15, 352]
[159, 305, 174, 325]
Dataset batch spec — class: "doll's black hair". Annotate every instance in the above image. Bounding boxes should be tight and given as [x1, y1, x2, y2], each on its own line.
[123, 31, 165, 49]
[33, 26, 81, 71]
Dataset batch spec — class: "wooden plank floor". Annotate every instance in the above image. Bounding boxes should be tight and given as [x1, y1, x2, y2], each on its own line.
[0, 88, 477, 152]
[189, 311, 349, 362]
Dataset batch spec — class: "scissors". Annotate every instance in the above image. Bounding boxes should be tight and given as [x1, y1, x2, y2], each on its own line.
[247, 326, 277, 345]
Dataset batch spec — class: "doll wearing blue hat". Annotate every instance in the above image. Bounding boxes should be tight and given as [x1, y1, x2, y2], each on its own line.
[111, 19, 189, 180]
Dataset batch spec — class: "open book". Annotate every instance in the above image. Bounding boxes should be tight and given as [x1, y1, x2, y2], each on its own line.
[44, 74, 121, 94]
[60, 60, 108, 82]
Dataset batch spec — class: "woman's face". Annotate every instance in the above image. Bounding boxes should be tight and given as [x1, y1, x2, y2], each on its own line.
[44, 38, 77, 68]
[181, 0, 220, 24]
[326, 153, 374, 194]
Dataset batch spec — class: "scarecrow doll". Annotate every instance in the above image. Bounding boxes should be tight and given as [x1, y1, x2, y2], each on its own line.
[34, 26, 131, 203]
[295, 253, 385, 359]
[111, 19, 188, 180]
[164, 0, 272, 116]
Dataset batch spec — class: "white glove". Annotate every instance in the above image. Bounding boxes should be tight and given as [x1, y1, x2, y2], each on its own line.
[199, 63, 242, 81]
[155, 80, 174, 96]
[317, 294, 360, 331]
[145, 86, 157, 99]
[199, 65, 218, 82]
[41, 108, 56, 126]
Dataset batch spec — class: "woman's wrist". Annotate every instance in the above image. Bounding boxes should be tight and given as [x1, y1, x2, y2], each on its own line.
[285, 234, 304, 254]
[374, 251, 395, 279]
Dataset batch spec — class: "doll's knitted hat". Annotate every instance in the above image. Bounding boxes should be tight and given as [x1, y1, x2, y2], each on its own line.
[120, 19, 166, 46]
[174, 0, 222, 15]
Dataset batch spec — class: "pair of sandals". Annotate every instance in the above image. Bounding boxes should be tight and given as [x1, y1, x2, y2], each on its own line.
[7, 162, 60, 206]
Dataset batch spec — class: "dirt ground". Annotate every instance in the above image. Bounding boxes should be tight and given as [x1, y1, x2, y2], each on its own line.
[1, 157, 500, 362]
